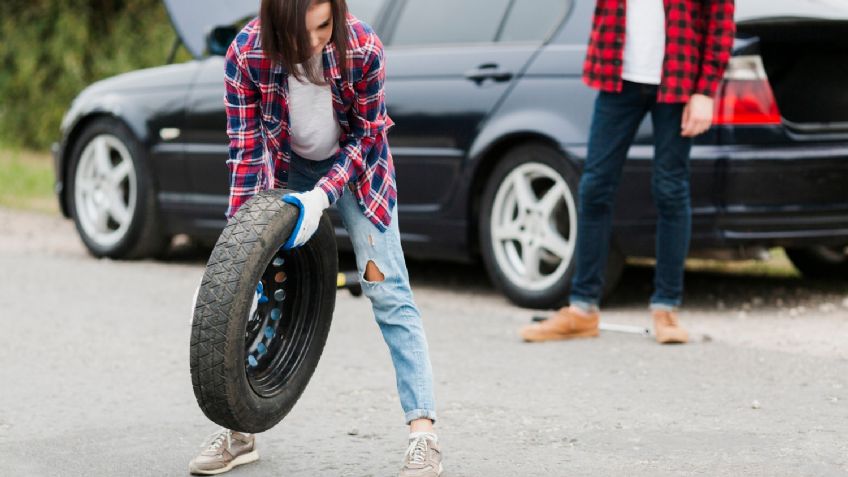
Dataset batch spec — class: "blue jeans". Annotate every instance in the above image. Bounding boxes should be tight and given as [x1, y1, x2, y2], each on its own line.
[570, 81, 693, 310]
[288, 154, 437, 424]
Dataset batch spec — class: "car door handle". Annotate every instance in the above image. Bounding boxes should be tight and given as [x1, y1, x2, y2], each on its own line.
[464, 64, 514, 85]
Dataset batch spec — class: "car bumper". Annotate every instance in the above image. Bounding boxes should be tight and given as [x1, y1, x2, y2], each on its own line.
[715, 142, 848, 247]
[614, 141, 848, 255]
[717, 206, 848, 247]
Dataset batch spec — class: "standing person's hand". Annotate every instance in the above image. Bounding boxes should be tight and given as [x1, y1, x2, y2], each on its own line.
[281, 188, 330, 249]
[681, 94, 715, 137]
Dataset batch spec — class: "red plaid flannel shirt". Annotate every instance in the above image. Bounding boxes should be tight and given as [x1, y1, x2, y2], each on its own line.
[583, 0, 736, 103]
[224, 15, 396, 231]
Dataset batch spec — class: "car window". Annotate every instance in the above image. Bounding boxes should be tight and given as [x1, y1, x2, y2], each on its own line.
[347, 0, 387, 27]
[498, 0, 571, 43]
[389, 0, 512, 47]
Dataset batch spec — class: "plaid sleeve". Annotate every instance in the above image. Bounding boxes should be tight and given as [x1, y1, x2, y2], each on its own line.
[224, 41, 267, 219]
[315, 34, 388, 205]
[695, 0, 736, 98]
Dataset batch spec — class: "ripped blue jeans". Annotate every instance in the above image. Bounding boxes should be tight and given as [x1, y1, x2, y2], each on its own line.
[288, 153, 437, 424]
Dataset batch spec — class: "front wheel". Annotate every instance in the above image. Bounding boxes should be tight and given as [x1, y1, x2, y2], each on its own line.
[479, 144, 623, 309]
[66, 118, 167, 258]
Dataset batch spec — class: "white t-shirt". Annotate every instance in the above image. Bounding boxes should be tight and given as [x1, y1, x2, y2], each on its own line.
[288, 54, 342, 161]
[622, 0, 666, 85]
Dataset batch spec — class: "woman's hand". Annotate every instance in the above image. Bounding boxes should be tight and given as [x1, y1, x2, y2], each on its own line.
[281, 188, 330, 249]
[681, 94, 715, 137]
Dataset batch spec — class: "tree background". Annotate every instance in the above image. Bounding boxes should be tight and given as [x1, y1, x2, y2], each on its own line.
[0, 0, 190, 149]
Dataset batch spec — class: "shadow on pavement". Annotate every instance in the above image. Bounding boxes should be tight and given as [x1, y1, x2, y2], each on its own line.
[157, 240, 847, 312]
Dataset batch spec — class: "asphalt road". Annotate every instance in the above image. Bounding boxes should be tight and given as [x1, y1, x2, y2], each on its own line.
[1, 208, 846, 476]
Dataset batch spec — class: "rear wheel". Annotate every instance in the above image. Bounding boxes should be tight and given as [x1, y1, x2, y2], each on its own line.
[786, 245, 848, 279]
[479, 143, 623, 309]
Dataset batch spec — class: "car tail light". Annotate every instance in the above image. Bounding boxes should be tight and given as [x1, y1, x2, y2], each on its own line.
[714, 55, 782, 126]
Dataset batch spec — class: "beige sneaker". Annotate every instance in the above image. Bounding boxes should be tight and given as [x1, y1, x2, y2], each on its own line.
[399, 433, 443, 477]
[520, 306, 600, 342]
[652, 309, 689, 344]
[189, 429, 259, 475]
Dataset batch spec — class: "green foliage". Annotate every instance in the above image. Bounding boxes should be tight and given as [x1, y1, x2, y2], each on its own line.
[0, 0, 191, 149]
[0, 148, 56, 212]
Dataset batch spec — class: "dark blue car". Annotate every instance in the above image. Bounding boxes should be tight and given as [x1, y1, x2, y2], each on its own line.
[53, 0, 848, 307]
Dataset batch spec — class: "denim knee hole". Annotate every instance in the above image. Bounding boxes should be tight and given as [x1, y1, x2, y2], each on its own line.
[363, 260, 385, 284]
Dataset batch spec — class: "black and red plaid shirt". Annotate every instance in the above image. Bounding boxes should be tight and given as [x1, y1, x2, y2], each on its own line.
[583, 0, 736, 103]
[224, 15, 396, 231]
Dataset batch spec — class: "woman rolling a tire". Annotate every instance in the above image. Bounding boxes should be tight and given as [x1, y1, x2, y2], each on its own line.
[189, 1, 442, 475]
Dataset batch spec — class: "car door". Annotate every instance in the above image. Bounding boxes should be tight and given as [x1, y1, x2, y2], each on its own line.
[381, 0, 551, 213]
[182, 55, 231, 224]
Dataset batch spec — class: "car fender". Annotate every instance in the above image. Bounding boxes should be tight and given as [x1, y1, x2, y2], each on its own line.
[55, 97, 155, 216]
[468, 109, 584, 165]
[465, 109, 587, 202]
[455, 109, 587, 253]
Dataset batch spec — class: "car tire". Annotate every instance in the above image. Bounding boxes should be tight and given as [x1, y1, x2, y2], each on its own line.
[66, 118, 168, 259]
[190, 189, 338, 433]
[480, 143, 624, 309]
[785, 245, 848, 279]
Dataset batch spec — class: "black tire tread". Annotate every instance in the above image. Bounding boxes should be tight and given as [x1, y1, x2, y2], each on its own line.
[190, 189, 337, 432]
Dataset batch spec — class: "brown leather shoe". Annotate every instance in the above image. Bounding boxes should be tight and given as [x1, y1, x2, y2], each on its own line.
[520, 307, 600, 342]
[652, 309, 689, 344]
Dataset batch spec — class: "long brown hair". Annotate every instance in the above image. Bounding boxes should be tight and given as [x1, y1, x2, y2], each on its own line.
[260, 0, 349, 85]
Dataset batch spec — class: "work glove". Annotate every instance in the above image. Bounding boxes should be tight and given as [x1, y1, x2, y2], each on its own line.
[281, 188, 330, 249]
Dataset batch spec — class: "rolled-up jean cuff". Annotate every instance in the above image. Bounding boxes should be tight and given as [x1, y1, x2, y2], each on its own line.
[405, 409, 437, 425]
[650, 302, 679, 311]
[569, 297, 600, 313]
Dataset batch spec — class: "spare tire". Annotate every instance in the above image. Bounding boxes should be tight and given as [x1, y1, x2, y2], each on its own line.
[190, 189, 338, 433]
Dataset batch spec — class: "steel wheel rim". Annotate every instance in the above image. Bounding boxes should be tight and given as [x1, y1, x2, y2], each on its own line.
[490, 162, 577, 291]
[73, 134, 137, 248]
[245, 248, 318, 397]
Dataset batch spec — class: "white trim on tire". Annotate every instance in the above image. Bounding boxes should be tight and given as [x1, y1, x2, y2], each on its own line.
[489, 162, 577, 292]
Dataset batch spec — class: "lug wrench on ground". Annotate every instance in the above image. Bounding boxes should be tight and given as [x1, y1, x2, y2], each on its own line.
[532, 315, 650, 336]
[337, 271, 363, 297]
[531, 315, 712, 341]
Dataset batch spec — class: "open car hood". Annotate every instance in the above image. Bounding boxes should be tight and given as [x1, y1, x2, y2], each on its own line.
[163, 0, 848, 59]
[163, 0, 258, 58]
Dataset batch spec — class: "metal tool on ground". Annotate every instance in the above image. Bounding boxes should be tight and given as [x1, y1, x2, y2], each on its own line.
[337, 271, 362, 297]
[532, 315, 650, 336]
[531, 315, 712, 341]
